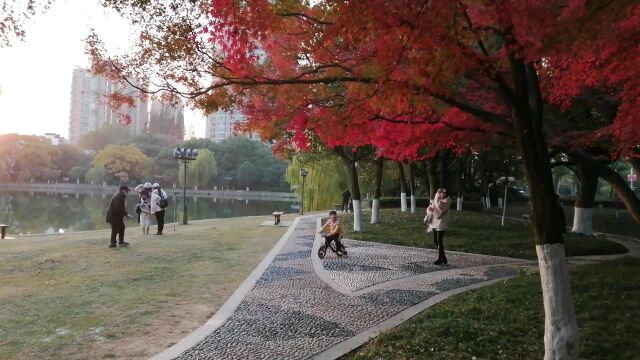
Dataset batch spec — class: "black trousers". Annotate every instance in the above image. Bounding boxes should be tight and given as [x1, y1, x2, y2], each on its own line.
[432, 230, 447, 261]
[324, 233, 343, 249]
[155, 210, 165, 234]
[110, 219, 125, 245]
[341, 199, 349, 212]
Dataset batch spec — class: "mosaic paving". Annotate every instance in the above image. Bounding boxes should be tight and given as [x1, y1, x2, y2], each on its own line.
[322, 239, 521, 292]
[174, 216, 520, 360]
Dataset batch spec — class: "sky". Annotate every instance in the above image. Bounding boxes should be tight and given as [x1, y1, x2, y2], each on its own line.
[0, 0, 206, 139]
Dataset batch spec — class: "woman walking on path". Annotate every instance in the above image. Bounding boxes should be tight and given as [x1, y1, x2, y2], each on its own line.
[425, 188, 451, 265]
[135, 182, 153, 235]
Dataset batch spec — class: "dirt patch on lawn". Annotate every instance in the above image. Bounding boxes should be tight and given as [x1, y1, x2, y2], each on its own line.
[69, 303, 213, 360]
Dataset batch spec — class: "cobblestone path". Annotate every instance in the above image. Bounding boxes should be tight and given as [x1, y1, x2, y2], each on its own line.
[172, 216, 523, 360]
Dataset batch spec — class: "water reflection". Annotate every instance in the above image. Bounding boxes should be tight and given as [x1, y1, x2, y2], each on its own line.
[0, 191, 296, 235]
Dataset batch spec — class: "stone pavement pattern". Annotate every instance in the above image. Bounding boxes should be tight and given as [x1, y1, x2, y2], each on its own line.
[323, 239, 521, 292]
[175, 216, 520, 360]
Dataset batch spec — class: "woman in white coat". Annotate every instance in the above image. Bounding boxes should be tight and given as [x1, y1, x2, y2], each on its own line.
[135, 182, 153, 235]
[425, 188, 452, 265]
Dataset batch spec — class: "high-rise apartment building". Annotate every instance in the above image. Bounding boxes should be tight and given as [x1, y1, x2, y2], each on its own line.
[68, 68, 148, 144]
[149, 101, 185, 142]
[205, 110, 260, 143]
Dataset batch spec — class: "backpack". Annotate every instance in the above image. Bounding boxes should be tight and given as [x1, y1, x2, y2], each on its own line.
[159, 192, 169, 209]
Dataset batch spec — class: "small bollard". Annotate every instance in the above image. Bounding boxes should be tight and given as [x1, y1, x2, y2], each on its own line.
[272, 211, 284, 225]
[0, 224, 10, 239]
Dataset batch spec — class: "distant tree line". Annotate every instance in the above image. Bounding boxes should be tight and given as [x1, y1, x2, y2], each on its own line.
[0, 127, 289, 191]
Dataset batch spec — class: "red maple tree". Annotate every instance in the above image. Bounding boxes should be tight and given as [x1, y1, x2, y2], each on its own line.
[90, 1, 640, 357]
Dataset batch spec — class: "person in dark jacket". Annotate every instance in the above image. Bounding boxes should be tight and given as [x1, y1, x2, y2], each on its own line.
[341, 188, 351, 213]
[108, 185, 130, 248]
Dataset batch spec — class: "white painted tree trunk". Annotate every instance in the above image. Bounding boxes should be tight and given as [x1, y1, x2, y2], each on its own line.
[498, 197, 503, 208]
[536, 244, 580, 360]
[371, 199, 380, 224]
[400, 192, 407, 212]
[410, 195, 416, 213]
[570, 207, 594, 236]
[456, 197, 463, 211]
[353, 200, 362, 232]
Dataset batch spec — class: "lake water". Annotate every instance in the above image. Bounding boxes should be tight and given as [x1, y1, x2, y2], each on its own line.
[0, 191, 297, 235]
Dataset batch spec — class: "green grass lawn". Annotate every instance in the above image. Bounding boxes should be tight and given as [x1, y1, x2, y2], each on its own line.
[343, 257, 640, 360]
[0, 215, 292, 360]
[485, 204, 640, 238]
[341, 209, 627, 259]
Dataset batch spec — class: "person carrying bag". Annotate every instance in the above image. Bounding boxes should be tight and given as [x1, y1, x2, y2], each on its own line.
[424, 188, 451, 265]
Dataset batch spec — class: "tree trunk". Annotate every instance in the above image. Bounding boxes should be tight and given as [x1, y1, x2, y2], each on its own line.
[513, 61, 578, 360]
[343, 159, 362, 232]
[570, 151, 640, 223]
[630, 157, 640, 175]
[438, 150, 451, 192]
[492, 60, 579, 360]
[397, 161, 408, 212]
[426, 156, 439, 199]
[478, 151, 488, 207]
[570, 163, 598, 235]
[520, 133, 579, 360]
[456, 155, 465, 211]
[334, 146, 365, 231]
[421, 159, 431, 198]
[408, 161, 416, 213]
[371, 157, 383, 224]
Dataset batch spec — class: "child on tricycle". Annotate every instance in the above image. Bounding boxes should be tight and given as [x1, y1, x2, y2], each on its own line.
[318, 210, 347, 258]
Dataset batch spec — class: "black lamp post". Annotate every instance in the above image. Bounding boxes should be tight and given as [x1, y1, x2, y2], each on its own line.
[173, 148, 199, 225]
[299, 168, 308, 215]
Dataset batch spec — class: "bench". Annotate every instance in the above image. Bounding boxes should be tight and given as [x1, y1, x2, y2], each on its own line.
[272, 212, 284, 225]
[0, 224, 10, 239]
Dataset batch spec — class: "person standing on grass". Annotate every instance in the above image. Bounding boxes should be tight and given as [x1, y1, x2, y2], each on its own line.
[151, 183, 168, 235]
[341, 187, 351, 213]
[135, 182, 153, 235]
[107, 185, 131, 248]
[425, 188, 451, 265]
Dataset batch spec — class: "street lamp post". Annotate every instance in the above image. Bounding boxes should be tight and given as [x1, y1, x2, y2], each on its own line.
[173, 148, 199, 225]
[299, 168, 308, 215]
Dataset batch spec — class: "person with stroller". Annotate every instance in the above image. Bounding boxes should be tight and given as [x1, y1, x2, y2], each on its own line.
[150, 183, 168, 235]
[318, 210, 347, 258]
[135, 182, 153, 235]
[424, 188, 451, 265]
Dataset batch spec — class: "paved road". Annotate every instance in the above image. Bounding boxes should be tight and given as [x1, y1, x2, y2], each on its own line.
[169, 215, 522, 360]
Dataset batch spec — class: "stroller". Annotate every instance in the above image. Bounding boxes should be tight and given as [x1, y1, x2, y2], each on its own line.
[318, 233, 347, 258]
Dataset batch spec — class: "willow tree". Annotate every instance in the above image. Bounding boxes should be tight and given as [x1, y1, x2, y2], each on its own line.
[285, 155, 345, 212]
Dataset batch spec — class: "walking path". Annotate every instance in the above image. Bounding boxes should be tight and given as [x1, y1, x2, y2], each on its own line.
[150, 215, 534, 360]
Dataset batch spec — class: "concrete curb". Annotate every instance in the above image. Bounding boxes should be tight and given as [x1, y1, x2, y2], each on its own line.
[311, 275, 516, 360]
[149, 215, 307, 360]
